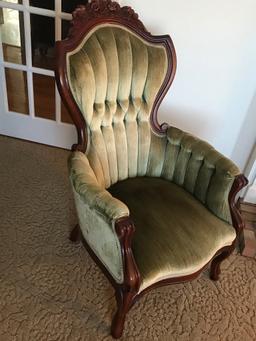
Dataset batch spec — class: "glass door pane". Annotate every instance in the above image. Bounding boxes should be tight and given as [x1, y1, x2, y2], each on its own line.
[2, 0, 22, 4]
[1, 8, 26, 65]
[5, 68, 29, 114]
[33, 73, 55, 120]
[29, 0, 54, 10]
[30, 14, 55, 70]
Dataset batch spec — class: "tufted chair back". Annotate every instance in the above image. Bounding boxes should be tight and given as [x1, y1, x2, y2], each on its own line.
[67, 24, 170, 188]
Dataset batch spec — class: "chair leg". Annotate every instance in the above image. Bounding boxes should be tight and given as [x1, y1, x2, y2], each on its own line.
[70, 224, 81, 243]
[111, 289, 136, 339]
[210, 249, 232, 281]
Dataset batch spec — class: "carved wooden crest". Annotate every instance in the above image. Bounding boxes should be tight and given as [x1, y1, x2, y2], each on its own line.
[68, 0, 147, 37]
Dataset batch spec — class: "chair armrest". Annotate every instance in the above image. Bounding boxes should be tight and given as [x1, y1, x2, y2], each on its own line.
[163, 126, 244, 223]
[68, 152, 140, 288]
[68, 151, 129, 220]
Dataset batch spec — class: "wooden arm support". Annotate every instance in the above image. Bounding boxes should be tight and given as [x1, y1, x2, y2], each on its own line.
[115, 217, 141, 292]
[228, 174, 248, 251]
[111, 217, 141, 338]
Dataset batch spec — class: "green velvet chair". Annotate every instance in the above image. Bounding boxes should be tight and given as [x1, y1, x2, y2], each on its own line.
[55, 0, 248, 338]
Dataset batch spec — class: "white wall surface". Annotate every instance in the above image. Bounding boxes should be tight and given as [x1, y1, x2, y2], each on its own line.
[122, 0, 256, 170]
[242, 143, 256, 202]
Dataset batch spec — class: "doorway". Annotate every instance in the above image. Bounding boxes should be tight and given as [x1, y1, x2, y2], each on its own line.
[0, 0, 86, 148]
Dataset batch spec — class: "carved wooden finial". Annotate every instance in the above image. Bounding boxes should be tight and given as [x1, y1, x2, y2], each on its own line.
[68, 0, 147, 37]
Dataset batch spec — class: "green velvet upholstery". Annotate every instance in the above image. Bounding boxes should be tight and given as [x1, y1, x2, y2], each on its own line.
[73, 190, 124, 283]
[108, 177, 236, 292]
[69, 151, 129, 220]
[66, 23, 241, 291]
[67, 24, 168, 188]
[164, 127, 240, 223]
[69, 151, 129, 283]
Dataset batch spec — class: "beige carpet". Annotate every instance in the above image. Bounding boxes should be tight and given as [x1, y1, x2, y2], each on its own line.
[0, 135, 256, 341]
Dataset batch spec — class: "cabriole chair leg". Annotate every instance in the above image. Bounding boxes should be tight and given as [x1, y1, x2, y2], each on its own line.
[210, 249, 232, 281]
[70, 224, 81, 243]
[111, 289, 136, 339]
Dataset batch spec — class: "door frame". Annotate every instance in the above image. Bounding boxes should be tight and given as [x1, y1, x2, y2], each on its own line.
[0, 0, 76, 149]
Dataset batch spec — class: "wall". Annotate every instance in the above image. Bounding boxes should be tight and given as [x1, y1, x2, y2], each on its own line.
[122, 0, 256, 170]
[232, 93, 256, 169]
[243, 143, 256, 202]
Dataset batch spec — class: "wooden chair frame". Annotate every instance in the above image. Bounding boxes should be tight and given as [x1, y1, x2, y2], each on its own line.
[55, 0, 248, 338]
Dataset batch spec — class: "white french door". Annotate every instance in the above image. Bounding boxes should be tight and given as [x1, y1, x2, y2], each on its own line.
[0, 0, 80, 148]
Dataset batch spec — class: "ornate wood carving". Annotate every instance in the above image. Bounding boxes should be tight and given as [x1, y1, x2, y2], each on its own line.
[115, 217, 141, 292]
[113, 217, 141, 338]
[229, 174, 249, 252]
[69, 0, 147, 37]
[229, 174, 249, 235]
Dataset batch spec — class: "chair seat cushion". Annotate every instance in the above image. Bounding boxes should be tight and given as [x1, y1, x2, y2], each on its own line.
[109, 177, 236, 292]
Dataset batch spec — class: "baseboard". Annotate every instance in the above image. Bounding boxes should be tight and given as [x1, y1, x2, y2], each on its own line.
[239, 199, 256, 258]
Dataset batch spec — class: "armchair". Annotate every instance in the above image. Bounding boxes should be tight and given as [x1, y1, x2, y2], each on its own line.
[55, 1, 248, 338]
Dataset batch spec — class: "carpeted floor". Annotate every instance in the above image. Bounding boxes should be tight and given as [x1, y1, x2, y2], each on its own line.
[0, 135, 256, 341]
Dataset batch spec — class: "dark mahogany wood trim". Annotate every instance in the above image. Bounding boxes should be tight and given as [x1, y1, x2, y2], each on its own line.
[210, 247, 233, 281]
[229, 174, 249, 252]
[150, 36, 177, 135]
[229, 174, 249, 235]
[55, 0, 176, 152]
[115, 217, 141, 292]
[55, 42, 87, 152]
[138, 245, 232, 298]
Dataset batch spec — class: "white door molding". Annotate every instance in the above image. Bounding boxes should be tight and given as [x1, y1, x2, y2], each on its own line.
[0, 0, 76, 149]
